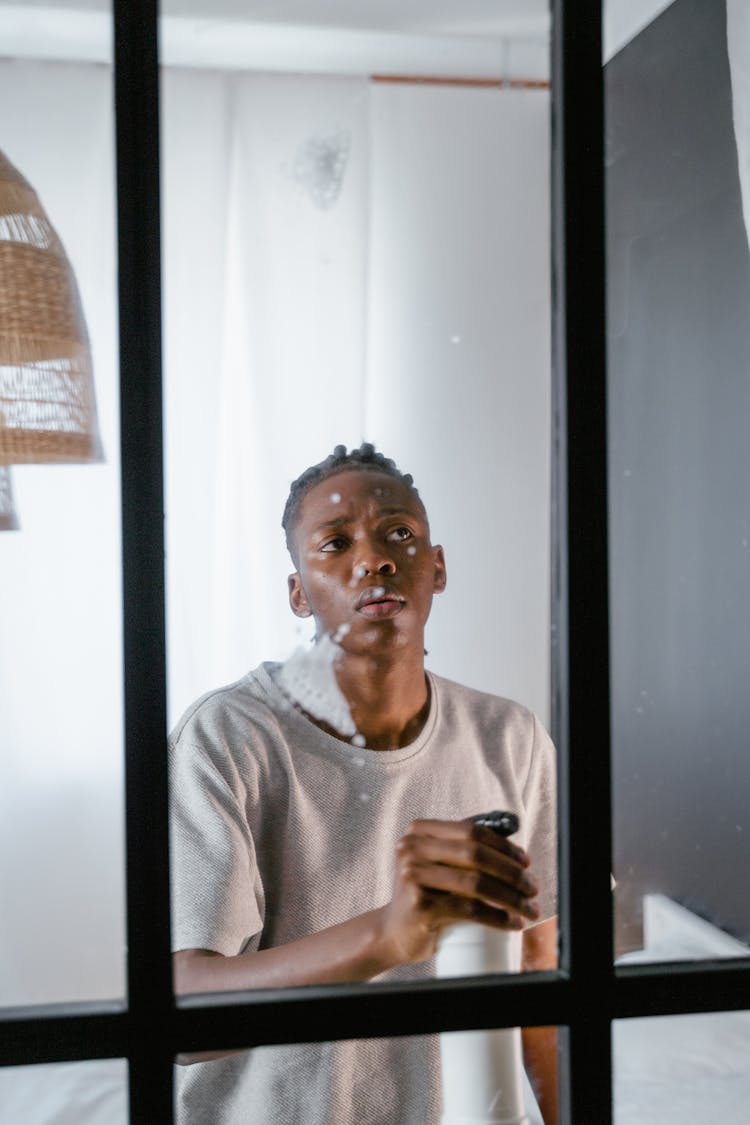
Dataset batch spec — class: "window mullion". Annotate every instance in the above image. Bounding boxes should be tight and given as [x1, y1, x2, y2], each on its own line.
[114, 0, 174, 1119]
[551, 0, 614, 1121]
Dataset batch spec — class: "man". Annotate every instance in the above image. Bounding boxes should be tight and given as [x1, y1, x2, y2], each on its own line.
[171, 443, 558, 1124]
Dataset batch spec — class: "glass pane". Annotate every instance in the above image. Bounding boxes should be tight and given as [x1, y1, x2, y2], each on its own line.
[161, 4, 553, 718]
[614, 1010, 750, 1124]
[174, 1027, 559, 1124]
[0, 1059, 128, 1125]
[162, 0, 557, 996]
[0, 5, 124, 1006]
[606, 0, 750, 958]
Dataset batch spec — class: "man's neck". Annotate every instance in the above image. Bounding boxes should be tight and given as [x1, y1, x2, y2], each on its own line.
[334, 651, 429, 751]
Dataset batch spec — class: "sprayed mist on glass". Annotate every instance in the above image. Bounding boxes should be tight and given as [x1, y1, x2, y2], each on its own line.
[278, 489, 364, 742]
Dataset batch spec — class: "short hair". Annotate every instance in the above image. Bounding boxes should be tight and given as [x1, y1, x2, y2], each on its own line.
[282, 443, 422, 557]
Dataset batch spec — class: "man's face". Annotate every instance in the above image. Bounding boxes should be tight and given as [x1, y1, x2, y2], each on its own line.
[287, 469, 446, 657]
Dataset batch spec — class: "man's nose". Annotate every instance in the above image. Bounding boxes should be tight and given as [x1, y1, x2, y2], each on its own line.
[353, 538, 396, 577]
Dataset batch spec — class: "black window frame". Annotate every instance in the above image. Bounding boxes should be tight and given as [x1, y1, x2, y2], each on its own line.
[2, 2, 750, 1122]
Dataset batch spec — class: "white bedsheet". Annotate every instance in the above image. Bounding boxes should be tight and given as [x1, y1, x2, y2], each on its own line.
[613, 894, 750, 1124]
[0, 1059, 127, 1124]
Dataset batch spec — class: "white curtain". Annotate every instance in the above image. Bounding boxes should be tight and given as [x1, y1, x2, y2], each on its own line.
[727, 0, 750, 251]
[162, 72, 551, 723]
[0, 59, 550, 1006]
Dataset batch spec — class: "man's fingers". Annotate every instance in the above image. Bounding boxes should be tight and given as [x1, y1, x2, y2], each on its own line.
[404, 818, 531, 867]
[420, 889, 525, 932]
[403, 860, 540, 922]
[397, 829, 538, 897]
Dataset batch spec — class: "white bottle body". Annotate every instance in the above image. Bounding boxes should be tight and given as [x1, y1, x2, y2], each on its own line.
[436, 925, 530, 1125]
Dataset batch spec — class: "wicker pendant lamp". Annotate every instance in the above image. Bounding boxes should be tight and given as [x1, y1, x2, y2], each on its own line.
[0, 466, 19, 530]
[0, 147, 102, 466]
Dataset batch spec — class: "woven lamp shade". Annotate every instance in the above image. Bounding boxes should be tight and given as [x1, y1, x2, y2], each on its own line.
[0, 148, 102, 465]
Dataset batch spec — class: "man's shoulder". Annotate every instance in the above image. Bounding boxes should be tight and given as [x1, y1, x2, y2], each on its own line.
[429, 670, 536, 727]
[169, 662, 284, 750]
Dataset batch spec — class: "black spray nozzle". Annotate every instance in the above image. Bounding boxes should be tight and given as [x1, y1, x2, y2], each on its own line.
[470, 810, 519, 838]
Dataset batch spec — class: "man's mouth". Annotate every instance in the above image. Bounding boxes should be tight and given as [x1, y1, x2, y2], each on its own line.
[355, 585, 405, 619]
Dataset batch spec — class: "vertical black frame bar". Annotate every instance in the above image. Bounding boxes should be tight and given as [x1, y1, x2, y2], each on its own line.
[115, 0, 174, 1118]
[551, 1, 614, 1122]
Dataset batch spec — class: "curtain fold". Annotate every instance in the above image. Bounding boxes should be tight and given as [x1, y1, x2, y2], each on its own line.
[0, 465, 18, 529]
[727, 0, 750, 251]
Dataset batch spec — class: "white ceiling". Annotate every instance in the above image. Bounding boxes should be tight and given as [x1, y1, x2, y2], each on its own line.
[0, 0, 550, 78]
[0, 0, 550, 38]
[0, 0, 676, 74]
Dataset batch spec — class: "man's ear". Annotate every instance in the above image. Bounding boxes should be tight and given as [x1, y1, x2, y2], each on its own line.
[288, 572, 313, 618]
[432, 545, 447, 594]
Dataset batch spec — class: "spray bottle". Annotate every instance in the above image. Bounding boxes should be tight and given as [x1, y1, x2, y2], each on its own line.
[436, 810, 531, 1125]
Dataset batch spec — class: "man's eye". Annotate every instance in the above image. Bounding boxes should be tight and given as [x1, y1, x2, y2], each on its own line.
[320, 536, 349, 552]
[387, 526, 413, 542]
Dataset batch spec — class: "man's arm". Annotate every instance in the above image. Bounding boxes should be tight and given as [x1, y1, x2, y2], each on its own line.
[174, 905, 402, 996]
[521, 916, 559, 1125]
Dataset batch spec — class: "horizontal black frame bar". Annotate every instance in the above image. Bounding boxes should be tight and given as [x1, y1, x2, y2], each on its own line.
[3, 959, 750, 1067]
[0, 1005, 128, 1067]
[615, 959, 750, 1019]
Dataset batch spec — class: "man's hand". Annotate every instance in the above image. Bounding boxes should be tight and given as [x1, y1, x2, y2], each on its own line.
[375, 818, 541, 964]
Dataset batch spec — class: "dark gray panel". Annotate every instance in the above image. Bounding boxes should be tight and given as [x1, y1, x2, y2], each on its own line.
[606, 0, 750, 948]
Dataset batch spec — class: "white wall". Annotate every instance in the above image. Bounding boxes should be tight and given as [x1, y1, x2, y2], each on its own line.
[0, 61, 550, 1005]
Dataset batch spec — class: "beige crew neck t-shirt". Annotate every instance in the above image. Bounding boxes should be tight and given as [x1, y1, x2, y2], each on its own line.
[170, 663, 557, 1125]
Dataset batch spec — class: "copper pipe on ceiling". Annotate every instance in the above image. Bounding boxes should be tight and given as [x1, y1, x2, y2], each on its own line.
[370, 74, 549, 89]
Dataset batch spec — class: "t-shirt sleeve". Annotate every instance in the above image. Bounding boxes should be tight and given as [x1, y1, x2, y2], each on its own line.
[169, 733, 265, 956]
[522, 713, 558, 924]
